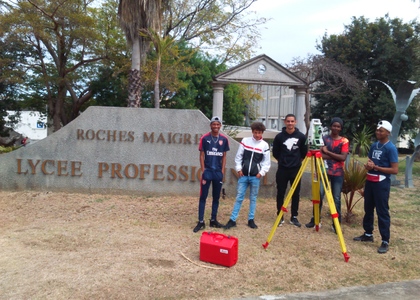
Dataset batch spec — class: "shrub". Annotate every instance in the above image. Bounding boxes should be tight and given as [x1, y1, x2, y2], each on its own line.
[342, 157, 367, 222]
[352, 125, 374, 157]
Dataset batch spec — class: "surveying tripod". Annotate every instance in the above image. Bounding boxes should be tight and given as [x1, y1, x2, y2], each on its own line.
[262, 149, 350, 262]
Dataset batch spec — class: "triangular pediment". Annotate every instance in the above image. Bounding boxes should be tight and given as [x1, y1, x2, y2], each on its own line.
[213, 54, 306, 86]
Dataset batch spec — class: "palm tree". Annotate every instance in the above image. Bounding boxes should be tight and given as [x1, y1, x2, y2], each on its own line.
[118, 0, 167, 107]
[139, 29, 175, 108]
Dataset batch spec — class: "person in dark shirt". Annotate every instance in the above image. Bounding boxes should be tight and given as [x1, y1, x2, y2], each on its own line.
[272, 114, 307, 227]
[193, 116, 230, 233]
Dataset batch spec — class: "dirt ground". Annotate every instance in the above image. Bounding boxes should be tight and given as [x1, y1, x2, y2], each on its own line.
[1, 176, 419, 300]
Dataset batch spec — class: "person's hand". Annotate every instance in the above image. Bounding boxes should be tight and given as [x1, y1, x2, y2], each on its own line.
[238, 170, 243, 177]
[364, 159, 375, 171]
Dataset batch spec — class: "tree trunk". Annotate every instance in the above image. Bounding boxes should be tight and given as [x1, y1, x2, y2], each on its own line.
[154, 57, 161, 108]
[127, 37, 142, 108]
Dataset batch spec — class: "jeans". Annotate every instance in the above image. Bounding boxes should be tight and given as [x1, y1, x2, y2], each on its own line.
[363, 179, 391, 242]
[230, 176, 261, 221]
[319, 174, 344, 223]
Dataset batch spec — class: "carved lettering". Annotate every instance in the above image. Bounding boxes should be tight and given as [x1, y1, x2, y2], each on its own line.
[124, 163, 139, 179]
[153, 165, 165, 180]
[156, 133, 165, 143]
[98, 162, 109, 178]
[139, 164, 151, 179]
[144, 132, 154, 143]
[16, 159, 28, 174]
[16, 159, 82, 176]
[167, 165, 177, 181]
[57, 160, 68, 176]
[111, 163, 123, 178]
[77, 129, 135, 142]
[29, 159, 41, 174]
[179, 165, 188, 181]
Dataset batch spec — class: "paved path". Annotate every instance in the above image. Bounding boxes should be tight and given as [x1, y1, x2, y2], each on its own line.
[237, 279, 420, 300]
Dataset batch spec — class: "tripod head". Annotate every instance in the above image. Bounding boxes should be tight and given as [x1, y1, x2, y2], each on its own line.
[308, 119, 324, 149]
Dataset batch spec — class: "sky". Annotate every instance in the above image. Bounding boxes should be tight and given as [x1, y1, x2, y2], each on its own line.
[251, 0, 420, 65]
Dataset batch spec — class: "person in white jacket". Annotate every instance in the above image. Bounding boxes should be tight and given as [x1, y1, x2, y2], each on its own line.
[224, 122, 271, 229]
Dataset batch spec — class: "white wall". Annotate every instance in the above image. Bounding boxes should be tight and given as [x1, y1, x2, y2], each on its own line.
[6, 111, 48, 142]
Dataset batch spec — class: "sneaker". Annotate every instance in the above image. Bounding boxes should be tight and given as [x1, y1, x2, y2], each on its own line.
[209, 219, 223, 228]
[353, 233, 374, 242]
[290, 217, 301, 228]
[224, 219, 236, 229]
[248, 219, 258, 229]
[278, 216, 285, 227]
[305, 218, 315, 228]
[193, 221, 205, 233]
[378, 241, 389, 254]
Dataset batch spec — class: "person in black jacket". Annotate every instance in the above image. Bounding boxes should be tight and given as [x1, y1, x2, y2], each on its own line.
[224, 122, 271, 229]
[272, 114, 307, 227]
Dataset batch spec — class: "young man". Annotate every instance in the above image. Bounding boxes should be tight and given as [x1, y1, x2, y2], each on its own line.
[272, 114, 307, 227]
[353, 120, 398, 254]
[305, 117, 349, 232]
[193, 116, 230, 233]
[224, 122, 271, 230]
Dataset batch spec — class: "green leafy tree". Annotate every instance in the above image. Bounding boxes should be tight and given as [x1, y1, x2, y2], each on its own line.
[0, 35, 26, 138]
[312, 15, 420, 137]
[0, 0, 124, 131]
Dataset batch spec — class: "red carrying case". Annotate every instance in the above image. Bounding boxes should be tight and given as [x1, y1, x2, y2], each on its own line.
[199, 231, 238, 267]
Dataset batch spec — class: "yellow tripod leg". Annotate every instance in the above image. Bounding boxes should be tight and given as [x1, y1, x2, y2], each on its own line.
[311, 155, 321, 231]
[262, 155, 310, 249]
[316, 155, 350, 262]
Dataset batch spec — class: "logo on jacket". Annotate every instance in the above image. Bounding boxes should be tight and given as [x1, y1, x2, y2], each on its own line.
[283, 138, 299, 151]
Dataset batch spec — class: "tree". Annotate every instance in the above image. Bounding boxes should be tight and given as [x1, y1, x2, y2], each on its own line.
[313, 15, 420, 137]
[0, 31, 28, 139]
[118, 0, 168, 107]
[287, 55, 362, 131]
[0, 0, 123, 131]
[163, 0, 267, 66]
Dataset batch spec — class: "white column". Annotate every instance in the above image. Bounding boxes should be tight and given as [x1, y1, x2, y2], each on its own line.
[293, 87, 307, 134]
[212, 83, 225, 121]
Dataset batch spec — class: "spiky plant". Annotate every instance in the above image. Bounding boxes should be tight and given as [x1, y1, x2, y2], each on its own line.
[342, 157, 367, 222]
[352, 125, 374, 157]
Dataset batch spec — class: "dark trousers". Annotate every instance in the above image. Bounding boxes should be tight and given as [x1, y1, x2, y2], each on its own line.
[363, 179, 391, 242]
[198, 170, 223, 222]
[276, 166, 301, 217]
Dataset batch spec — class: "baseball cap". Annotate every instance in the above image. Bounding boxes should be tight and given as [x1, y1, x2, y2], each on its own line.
[210, 116, 222, 124]
[377, 120, 392, 132]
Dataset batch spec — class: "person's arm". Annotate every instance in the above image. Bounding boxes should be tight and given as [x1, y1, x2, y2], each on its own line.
[258, 145, 271, 178]
[272, 135, 280, 161]
[221, 152, 227, 176]
[235, 141, 245, 175]
[321, 146, 348, 161]
[200, 151, 205, 173]
[300, 135, 308, 159]
[365, 159, 398, 175]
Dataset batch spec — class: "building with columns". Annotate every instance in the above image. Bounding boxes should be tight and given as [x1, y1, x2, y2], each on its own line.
[212, 54, 308, 137]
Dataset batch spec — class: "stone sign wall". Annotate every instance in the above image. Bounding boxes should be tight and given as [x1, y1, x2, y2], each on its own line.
[0, 107, 282, 198]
